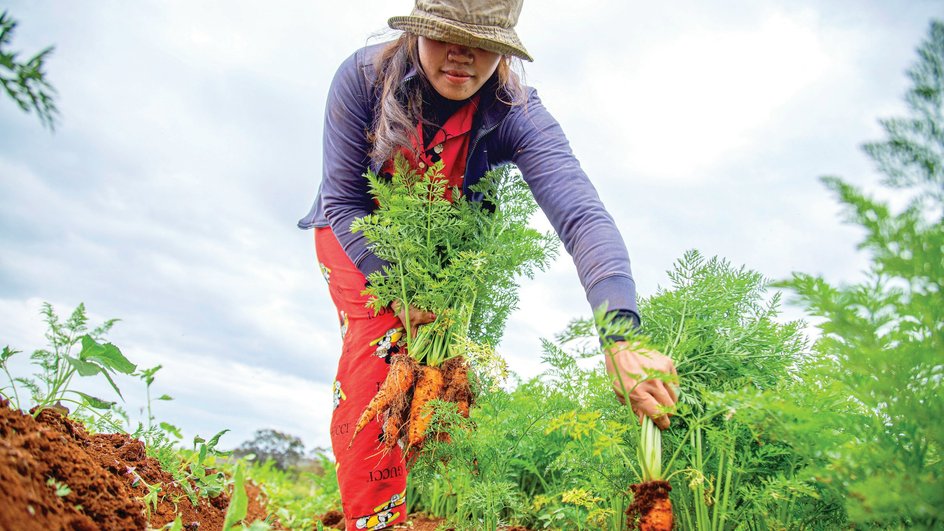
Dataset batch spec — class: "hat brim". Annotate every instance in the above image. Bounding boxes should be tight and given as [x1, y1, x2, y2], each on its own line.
[388, 13, 533, 62]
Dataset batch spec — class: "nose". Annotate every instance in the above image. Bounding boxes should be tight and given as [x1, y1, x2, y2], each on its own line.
[447, 44, 473, 64]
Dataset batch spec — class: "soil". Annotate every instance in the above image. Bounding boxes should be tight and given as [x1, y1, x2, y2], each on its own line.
[627, 480, 673, 531]
[316, 509, 345, 529]
[0, 399, 278, 530]
[394, 513, 449, 531]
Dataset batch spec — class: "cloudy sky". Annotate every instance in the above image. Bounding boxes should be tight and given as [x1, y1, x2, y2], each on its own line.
[1, 1, 940, 452]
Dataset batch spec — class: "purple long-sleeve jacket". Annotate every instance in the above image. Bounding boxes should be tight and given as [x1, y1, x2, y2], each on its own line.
[298, 43, 639, 318]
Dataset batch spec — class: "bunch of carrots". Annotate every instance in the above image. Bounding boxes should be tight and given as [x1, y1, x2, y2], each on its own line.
[349, 156, 557, 454]
[351, 353, 472, 454]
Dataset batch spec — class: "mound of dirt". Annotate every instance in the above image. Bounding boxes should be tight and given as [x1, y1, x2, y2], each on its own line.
[0, 399, 277, 530]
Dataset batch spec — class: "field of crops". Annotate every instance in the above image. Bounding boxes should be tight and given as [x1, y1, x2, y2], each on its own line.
[1, 14, 942, 531]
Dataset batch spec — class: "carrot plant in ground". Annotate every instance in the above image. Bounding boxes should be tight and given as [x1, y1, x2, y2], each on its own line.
[407, 370, 600, 531]
[408, 250, 846, 530]
[564, 251, 845, 530]
[727, 20, 944, 530]
[349, 158, 557, 454]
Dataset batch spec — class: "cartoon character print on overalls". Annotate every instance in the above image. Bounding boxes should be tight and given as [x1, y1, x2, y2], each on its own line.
[354, 490, 406, 530]
[429, 142, 444, 163]
[333, 380, 346, 410]
[369, 328, 403, 361]
[319, 263, 331, 284]
[339, 310, 349, 339]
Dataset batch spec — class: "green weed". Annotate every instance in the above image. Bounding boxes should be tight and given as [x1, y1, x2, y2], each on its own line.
[1, 303, 135, 423]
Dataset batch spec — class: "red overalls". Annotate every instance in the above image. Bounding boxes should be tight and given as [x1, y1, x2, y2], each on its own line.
[314, 96, 478, 530]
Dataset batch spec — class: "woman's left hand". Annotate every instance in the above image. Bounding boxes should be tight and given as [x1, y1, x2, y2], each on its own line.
[604, 341, 678, 430]
[391, 300, 436, 338]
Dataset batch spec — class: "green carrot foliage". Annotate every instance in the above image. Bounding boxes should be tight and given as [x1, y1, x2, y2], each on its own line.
[351, 156, 558, 365]
[734, 19, 944, 529]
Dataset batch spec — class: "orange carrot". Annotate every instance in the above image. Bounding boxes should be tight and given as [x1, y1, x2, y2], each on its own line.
[407, 364, 445, 449]
[350, 354, 415, 446]
[442, 357, 472, 417]
[639, 498, 673, 531]
[382, 415, 400, 450]
[456, 399, 470, 418]
[383, 389, 412, 450]
[627, 480, 673, 531]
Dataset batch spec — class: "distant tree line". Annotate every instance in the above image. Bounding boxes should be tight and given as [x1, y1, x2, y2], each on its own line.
[233, 428, 329, 472]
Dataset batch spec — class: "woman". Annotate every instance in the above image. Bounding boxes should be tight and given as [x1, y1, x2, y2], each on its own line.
[297, 1, 678, 527]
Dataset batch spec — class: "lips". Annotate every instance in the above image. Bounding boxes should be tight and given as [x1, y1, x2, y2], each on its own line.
[442, 69, 473, 84]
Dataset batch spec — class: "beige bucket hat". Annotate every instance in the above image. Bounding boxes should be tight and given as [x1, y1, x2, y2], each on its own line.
[388, 0, 533, 62]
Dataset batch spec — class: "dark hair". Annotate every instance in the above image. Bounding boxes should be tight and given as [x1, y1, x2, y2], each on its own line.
[367, 33, 527, 165]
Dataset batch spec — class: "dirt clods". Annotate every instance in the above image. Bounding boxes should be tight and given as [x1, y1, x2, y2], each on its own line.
[0, 399, 277, 530]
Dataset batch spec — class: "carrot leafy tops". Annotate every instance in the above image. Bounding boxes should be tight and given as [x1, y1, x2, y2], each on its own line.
[351, 154, 558, 366]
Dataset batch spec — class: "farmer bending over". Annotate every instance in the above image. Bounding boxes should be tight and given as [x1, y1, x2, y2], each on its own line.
[297, 1, 678, 527]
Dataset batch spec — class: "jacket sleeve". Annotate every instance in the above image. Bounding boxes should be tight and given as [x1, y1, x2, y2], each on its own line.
[319, 50, 389, 277]
[504, 88, 640, 319]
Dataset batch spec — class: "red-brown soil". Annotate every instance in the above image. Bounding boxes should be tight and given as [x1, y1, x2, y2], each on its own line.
[316, 509, 345, 529]
[0, 399, 278, 530]
[627, 480, 673, 531]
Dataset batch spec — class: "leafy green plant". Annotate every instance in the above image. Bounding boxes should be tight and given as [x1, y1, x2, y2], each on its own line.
[1, 303, 136, 421]
[46, 476, 72, 498]
[408, 334, 628, 530]
[175, 430, 232, 505]
[351, 156, 557, 365]
[136, 366, 175, 436]
[0, 10, 57, 129]
[735, 19, 944, 530]
[223, 464, 249, 530]
[139, 478, 163, 519]
[409, 249, 840, 530]
[0, 346, 23, 406]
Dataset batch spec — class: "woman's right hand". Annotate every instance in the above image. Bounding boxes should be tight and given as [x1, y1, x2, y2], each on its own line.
[605, 341, 678, 430]
[391, 300, 436, 337]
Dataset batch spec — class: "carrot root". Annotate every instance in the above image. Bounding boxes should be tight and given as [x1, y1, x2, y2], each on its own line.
[627, 480, 673, 531]
[350, 353, 416, 447]
[407, 364, 445, 450]
[442, 356, 473, 416]
[640, 498, 673, 531]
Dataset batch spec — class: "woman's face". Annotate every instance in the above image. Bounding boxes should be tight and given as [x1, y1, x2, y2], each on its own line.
[418, 36, 502, 101]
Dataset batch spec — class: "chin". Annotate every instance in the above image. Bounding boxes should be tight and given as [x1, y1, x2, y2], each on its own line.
[444, 91, 469, 101]
[431, 78, 474, 100]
